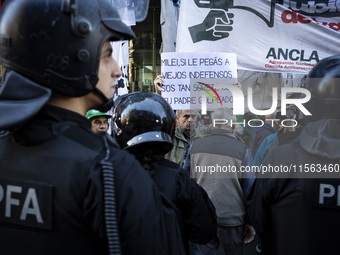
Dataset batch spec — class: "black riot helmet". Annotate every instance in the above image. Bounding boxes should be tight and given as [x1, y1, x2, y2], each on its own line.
[0, 0, 135, 98]
[113, 92, 176, 155]
[304, 55, 340, 120]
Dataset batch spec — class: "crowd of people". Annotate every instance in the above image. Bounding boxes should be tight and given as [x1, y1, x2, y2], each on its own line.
[0, 0, 339, 255]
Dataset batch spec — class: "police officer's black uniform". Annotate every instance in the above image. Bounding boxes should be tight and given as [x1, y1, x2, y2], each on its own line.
[113, 92, 218, 255]
[249, 56, 340, 255]
[153, 158, 217, 254]
[0, 104, 166, 255]
[0, 0, 168, 254]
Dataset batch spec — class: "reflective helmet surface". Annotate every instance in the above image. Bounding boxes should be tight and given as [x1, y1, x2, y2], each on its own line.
[0, 0, 135, 97]
[113, 92, 176, 154]
[305, 55, 340, 118]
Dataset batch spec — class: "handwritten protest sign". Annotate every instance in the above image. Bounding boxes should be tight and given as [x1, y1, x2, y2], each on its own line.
[189, 78, 240, 114]
[160, 52, 237, 110]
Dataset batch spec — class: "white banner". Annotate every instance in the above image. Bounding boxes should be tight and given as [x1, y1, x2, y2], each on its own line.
[111, 41, 130, 100]
[160, 0, 180, 52]
[176, 0, 340, 74]
[161, 52, 237, 109]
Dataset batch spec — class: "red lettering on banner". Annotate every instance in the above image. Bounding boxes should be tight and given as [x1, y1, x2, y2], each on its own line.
[297, 14, 311, 24]
[311, 18, 330, 26]
[281, 10, 311, 24]
[282, 10, 298, 23]
[329, 23, 340, 31]
[281, 9, 340, 32]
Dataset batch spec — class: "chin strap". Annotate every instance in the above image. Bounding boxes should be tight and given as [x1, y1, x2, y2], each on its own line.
[99, 98, 114, 113]
[93, 87, 114, 113]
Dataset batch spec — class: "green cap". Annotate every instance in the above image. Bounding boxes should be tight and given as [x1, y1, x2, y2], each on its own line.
[86, 109, 112, 119]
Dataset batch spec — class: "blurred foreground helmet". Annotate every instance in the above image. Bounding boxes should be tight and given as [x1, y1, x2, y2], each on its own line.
[0, 0, 135, 97]
[305, 55, 340, 119]
[113, 92, 176, 154]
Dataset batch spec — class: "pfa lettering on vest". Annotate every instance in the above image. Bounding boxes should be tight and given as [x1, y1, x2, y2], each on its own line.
[313, 180, 340, 210]
[0, 178, 53, 230]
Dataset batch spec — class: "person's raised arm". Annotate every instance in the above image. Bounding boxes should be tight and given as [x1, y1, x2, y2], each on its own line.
[154, 75, 164, 95]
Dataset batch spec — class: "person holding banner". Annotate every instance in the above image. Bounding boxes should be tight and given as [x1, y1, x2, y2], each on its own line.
[154, 74, 164, 95]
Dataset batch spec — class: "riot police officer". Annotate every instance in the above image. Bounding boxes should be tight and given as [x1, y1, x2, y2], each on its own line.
[113, 92, 217, 255]
[0, 0, 168, 254]
[249, 55, 340, 255]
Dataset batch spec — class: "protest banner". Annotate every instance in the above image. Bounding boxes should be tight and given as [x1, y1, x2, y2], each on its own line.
[176, 0, 340, 74]
[161, 52, 237, 109]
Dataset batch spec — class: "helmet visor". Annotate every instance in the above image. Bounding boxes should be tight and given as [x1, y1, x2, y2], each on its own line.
[109, 0, 150, 22]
